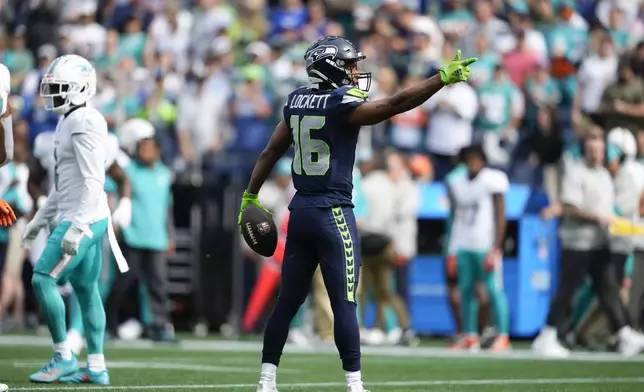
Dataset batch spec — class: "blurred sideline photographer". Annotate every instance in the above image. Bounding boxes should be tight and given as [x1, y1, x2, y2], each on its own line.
[570, 128, 644, 349]
[532, 134, 644, 357]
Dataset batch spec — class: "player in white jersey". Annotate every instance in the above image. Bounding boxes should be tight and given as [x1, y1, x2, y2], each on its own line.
[447, 145, 510, 352]
[28, 130, 132, 266]
[0, 63, 18, 227]
[28, 116, 133, 356]
[21, 55, 121, 385]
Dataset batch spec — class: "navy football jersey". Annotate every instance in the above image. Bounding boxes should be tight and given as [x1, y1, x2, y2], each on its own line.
[284, 85, 367, 209]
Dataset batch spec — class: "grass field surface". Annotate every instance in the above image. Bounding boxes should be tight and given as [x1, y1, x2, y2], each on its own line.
[0, 336, 642, 391]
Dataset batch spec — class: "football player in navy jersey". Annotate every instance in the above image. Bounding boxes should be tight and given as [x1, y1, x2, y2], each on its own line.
[238, 36, 477, 392]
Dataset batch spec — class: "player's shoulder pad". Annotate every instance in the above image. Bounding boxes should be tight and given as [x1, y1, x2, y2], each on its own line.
[337, 86, 369, 105]
[482, 167, 509, 194]
[445, 164, 467, 185]
[69, 107, 108, 135]
[33, 131, 55, 160]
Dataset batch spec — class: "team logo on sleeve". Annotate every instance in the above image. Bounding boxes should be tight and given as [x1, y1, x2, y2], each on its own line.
[305, 45, 338, 67]
[257, 222, 271, 236]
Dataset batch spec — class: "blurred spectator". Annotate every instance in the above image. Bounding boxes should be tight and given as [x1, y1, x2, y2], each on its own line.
[118, 16, 148, 67]
[600, 59, 644, 132]
[469, 34, 499, 86]
[190, 0, 236, 61]
[141, 70, 178, 164]
[475, 64, 522, 167]
[270, 0, 307, 38]
[574, 34, 618, 123]
[460, 0, 515, 56]
[147, 0, 193, 73]
[389, 75, 427, 153]
[301, 0, 330, 43]
[524, 64, 561, 128]
[66, 2, 107, 61]
[176, 62, 231, 164]
[506, 5, 548, 65]
[22, 0, 62, 55]
[423, 77, 478, 181]
[3, 27, 35, 93]
[95, 29, 121, 71]
[502, 30, 539, 88]
[513, 106, 563, 195]
[21, 44, 57, 98]
[228, 64, 273, 154]
[438, 0, 474, 38]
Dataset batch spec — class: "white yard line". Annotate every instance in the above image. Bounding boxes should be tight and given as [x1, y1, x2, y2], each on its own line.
[7, 377, 644, 391]
[1, 335, 643, 363]
[8, 360, 299, 374]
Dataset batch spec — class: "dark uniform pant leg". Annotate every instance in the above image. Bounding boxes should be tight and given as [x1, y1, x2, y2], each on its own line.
[318, 206, 362, 372]
[629, 250, 644, 330]
[141, 250, 170, 327]
[262, 209, 318, 367]
[547, 249, 592, 330]
[105, 245, 143, 334]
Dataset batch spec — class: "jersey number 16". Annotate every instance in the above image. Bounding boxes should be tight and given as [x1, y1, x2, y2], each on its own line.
[289, 115, 330, 176]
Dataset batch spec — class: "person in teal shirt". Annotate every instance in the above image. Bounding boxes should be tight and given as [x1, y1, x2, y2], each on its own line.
[438, 0, 475, 37]
[475, 64, 516, 134]
[105, 132, 175, 342]
[524, 65, 561, 128]
[3, 31, 34, 92]
[118, 17, 147, 67]
[469, 35, 500, 88]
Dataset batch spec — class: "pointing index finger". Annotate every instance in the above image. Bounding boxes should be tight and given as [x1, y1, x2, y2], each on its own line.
[462, 57, 478, 66]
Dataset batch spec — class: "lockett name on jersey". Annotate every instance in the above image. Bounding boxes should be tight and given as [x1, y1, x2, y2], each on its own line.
[289, 93, 331, 110]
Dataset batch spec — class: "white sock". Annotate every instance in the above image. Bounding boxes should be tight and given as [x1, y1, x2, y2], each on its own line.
[618, 326, 632, 340]
[345, 370, 362, 386]
[87, 354, 106, 372]
[259, 363, 277, 385]
[53, 341, 72, 361]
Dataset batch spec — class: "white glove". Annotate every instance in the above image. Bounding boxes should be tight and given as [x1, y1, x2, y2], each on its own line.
[112, 197, 132, 228]
[61, 226, 84, 256]
[22, 216, 48, 249]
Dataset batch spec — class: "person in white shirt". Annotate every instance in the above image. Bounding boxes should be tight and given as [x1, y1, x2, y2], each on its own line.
[21, 55, 125, 385]
[574, 34, 618, 119]
[447, 145, 510, 352]
[66, 3, 107, 61]
[423, 81, 478, 180]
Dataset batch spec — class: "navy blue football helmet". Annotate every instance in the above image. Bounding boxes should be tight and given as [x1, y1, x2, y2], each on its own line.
[304, 36, 372, 91]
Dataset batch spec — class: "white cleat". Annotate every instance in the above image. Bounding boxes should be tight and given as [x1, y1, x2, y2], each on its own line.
[347, 383, 371, 392]
[532, 328, 570, 358]
[618, 327, 644, 357]
[256, 381, 278, 392]
[67, 329, 86, 356]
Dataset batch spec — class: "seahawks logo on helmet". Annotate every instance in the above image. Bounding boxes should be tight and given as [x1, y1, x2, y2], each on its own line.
[305, 45, 338, 68]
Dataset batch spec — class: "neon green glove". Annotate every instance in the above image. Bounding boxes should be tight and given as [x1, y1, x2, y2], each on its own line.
[439, 50, 478, 85]
[238, 190, 273, 227]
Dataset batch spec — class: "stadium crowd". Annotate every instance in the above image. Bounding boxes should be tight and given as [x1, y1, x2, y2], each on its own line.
[0, 0, 644, 355]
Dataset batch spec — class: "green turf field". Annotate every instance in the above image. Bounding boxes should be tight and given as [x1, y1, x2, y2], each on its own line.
[0, 336, 643, 391]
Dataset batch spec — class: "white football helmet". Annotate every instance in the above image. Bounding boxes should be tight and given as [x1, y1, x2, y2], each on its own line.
[607, 127, 637, 159]
[40, 54, 97, 115]
[118, 118, 156, 155]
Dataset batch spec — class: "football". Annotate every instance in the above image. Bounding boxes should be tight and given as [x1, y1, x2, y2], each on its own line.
[241, 204, 278, 257]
